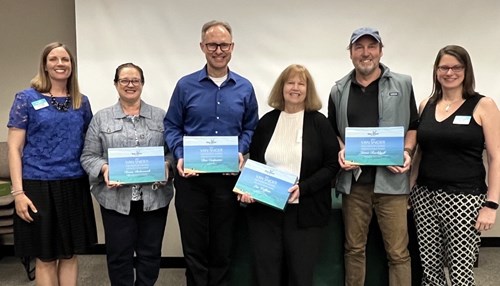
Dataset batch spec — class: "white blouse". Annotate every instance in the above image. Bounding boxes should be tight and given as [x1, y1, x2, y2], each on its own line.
[265, 110, 304, 203]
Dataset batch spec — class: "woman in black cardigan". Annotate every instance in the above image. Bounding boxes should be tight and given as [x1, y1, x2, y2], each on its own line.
[239, 64, 340, 286]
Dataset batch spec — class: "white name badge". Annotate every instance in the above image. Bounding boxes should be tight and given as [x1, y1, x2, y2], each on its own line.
[31, 99, 49, 110]
[453, 115, 471, 125]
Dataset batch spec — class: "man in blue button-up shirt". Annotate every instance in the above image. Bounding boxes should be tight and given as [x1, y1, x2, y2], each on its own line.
[164, 20, 258, 286]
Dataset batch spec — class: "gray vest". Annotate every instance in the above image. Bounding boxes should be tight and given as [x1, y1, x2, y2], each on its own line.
[330, 64, 413, 195]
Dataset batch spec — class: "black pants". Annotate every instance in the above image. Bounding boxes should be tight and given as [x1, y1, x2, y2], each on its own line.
[246, 204, 325, 286]
[174, 174, 239, 286]
[100, 201, 169, 286]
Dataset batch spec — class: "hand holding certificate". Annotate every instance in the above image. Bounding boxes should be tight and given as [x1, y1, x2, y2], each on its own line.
[108, 146, 166, 184]
[183, 136, 239, 174]
[344, 126, 404, 166]
[233, 159, 298, 210]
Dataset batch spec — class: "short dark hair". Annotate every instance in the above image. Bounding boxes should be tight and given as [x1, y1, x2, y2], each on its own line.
[113, 63, 145, 84]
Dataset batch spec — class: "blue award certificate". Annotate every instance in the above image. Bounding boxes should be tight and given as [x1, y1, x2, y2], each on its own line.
[233, 159, 298, 210]
[108, 146, 165, 184]
[183, 136, 239, 173]
[344, 126, 404, 166]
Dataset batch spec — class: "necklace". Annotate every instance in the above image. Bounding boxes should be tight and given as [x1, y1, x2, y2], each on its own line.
[442, 98, 463, 112]
[49, 92, 71, 111]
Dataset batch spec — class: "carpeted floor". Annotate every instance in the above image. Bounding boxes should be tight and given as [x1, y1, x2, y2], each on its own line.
[1, 248, 500, 285]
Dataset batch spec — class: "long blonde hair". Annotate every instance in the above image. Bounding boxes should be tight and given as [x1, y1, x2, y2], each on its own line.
[30, 42, 83, 109]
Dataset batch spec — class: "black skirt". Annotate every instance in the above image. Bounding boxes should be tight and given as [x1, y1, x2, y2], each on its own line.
[13, 177, 97, 261]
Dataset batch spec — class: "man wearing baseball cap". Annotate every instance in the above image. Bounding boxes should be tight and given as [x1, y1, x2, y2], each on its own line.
[328, 27, 419, 286]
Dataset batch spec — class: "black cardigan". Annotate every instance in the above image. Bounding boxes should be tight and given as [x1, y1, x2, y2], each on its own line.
[249, 109, 340, 227]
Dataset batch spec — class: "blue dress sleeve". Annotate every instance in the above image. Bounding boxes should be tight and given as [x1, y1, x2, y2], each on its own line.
[7, 91, 30, 129]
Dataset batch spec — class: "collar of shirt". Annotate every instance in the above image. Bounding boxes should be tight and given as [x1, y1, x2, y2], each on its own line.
[197, 65, 236, 86]
[111, 100, 154, 119]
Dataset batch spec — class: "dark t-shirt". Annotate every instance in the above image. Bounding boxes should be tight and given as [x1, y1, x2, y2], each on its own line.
[345, 75, 379, 183]
[330, 68, 419, 184]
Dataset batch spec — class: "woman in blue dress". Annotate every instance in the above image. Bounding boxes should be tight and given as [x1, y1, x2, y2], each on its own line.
[7, 42, 97, 285]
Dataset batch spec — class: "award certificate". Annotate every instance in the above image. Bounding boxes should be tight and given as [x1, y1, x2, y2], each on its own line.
[183, 136, 239, 173]
[108, 146, 165, 184]
[344, 126, 404, 166]
[233, 159, 297, 210]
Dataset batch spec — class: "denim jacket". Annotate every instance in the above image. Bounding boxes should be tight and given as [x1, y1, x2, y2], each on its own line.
[81, 100, 173, 215]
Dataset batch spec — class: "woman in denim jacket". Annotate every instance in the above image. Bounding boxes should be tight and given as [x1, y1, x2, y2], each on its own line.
[81, 63, 173, 286]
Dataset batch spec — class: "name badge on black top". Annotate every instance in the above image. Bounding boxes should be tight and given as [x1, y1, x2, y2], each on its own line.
[453, 115, 471, 125]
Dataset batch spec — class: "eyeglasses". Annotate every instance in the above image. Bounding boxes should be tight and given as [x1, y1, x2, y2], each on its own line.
[205, 42, 233, 52]
[117, 79, 142, 86]
[437, 65, 465, 73]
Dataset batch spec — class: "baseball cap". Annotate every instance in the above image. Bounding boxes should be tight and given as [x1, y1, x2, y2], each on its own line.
[350, 27, 382, 44]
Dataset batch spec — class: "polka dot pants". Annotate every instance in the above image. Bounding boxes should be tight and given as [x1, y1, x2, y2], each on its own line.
[410, 185, 485, 286]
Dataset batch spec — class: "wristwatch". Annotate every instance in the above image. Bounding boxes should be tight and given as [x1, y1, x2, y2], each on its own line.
[482, 201, 499, 210]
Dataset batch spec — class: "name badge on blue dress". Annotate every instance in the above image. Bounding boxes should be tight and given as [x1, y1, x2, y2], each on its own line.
[31, 99, 49, 110]
[453, 115, 471, 125]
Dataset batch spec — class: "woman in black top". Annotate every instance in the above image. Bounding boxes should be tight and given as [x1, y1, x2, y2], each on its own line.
[411, 45, 500, 285]
[239, 64, 340, 286]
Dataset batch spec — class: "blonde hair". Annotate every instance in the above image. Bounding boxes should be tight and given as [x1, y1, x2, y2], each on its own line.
[30, 42, 83, 109]
[268, 64, 322, 111]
